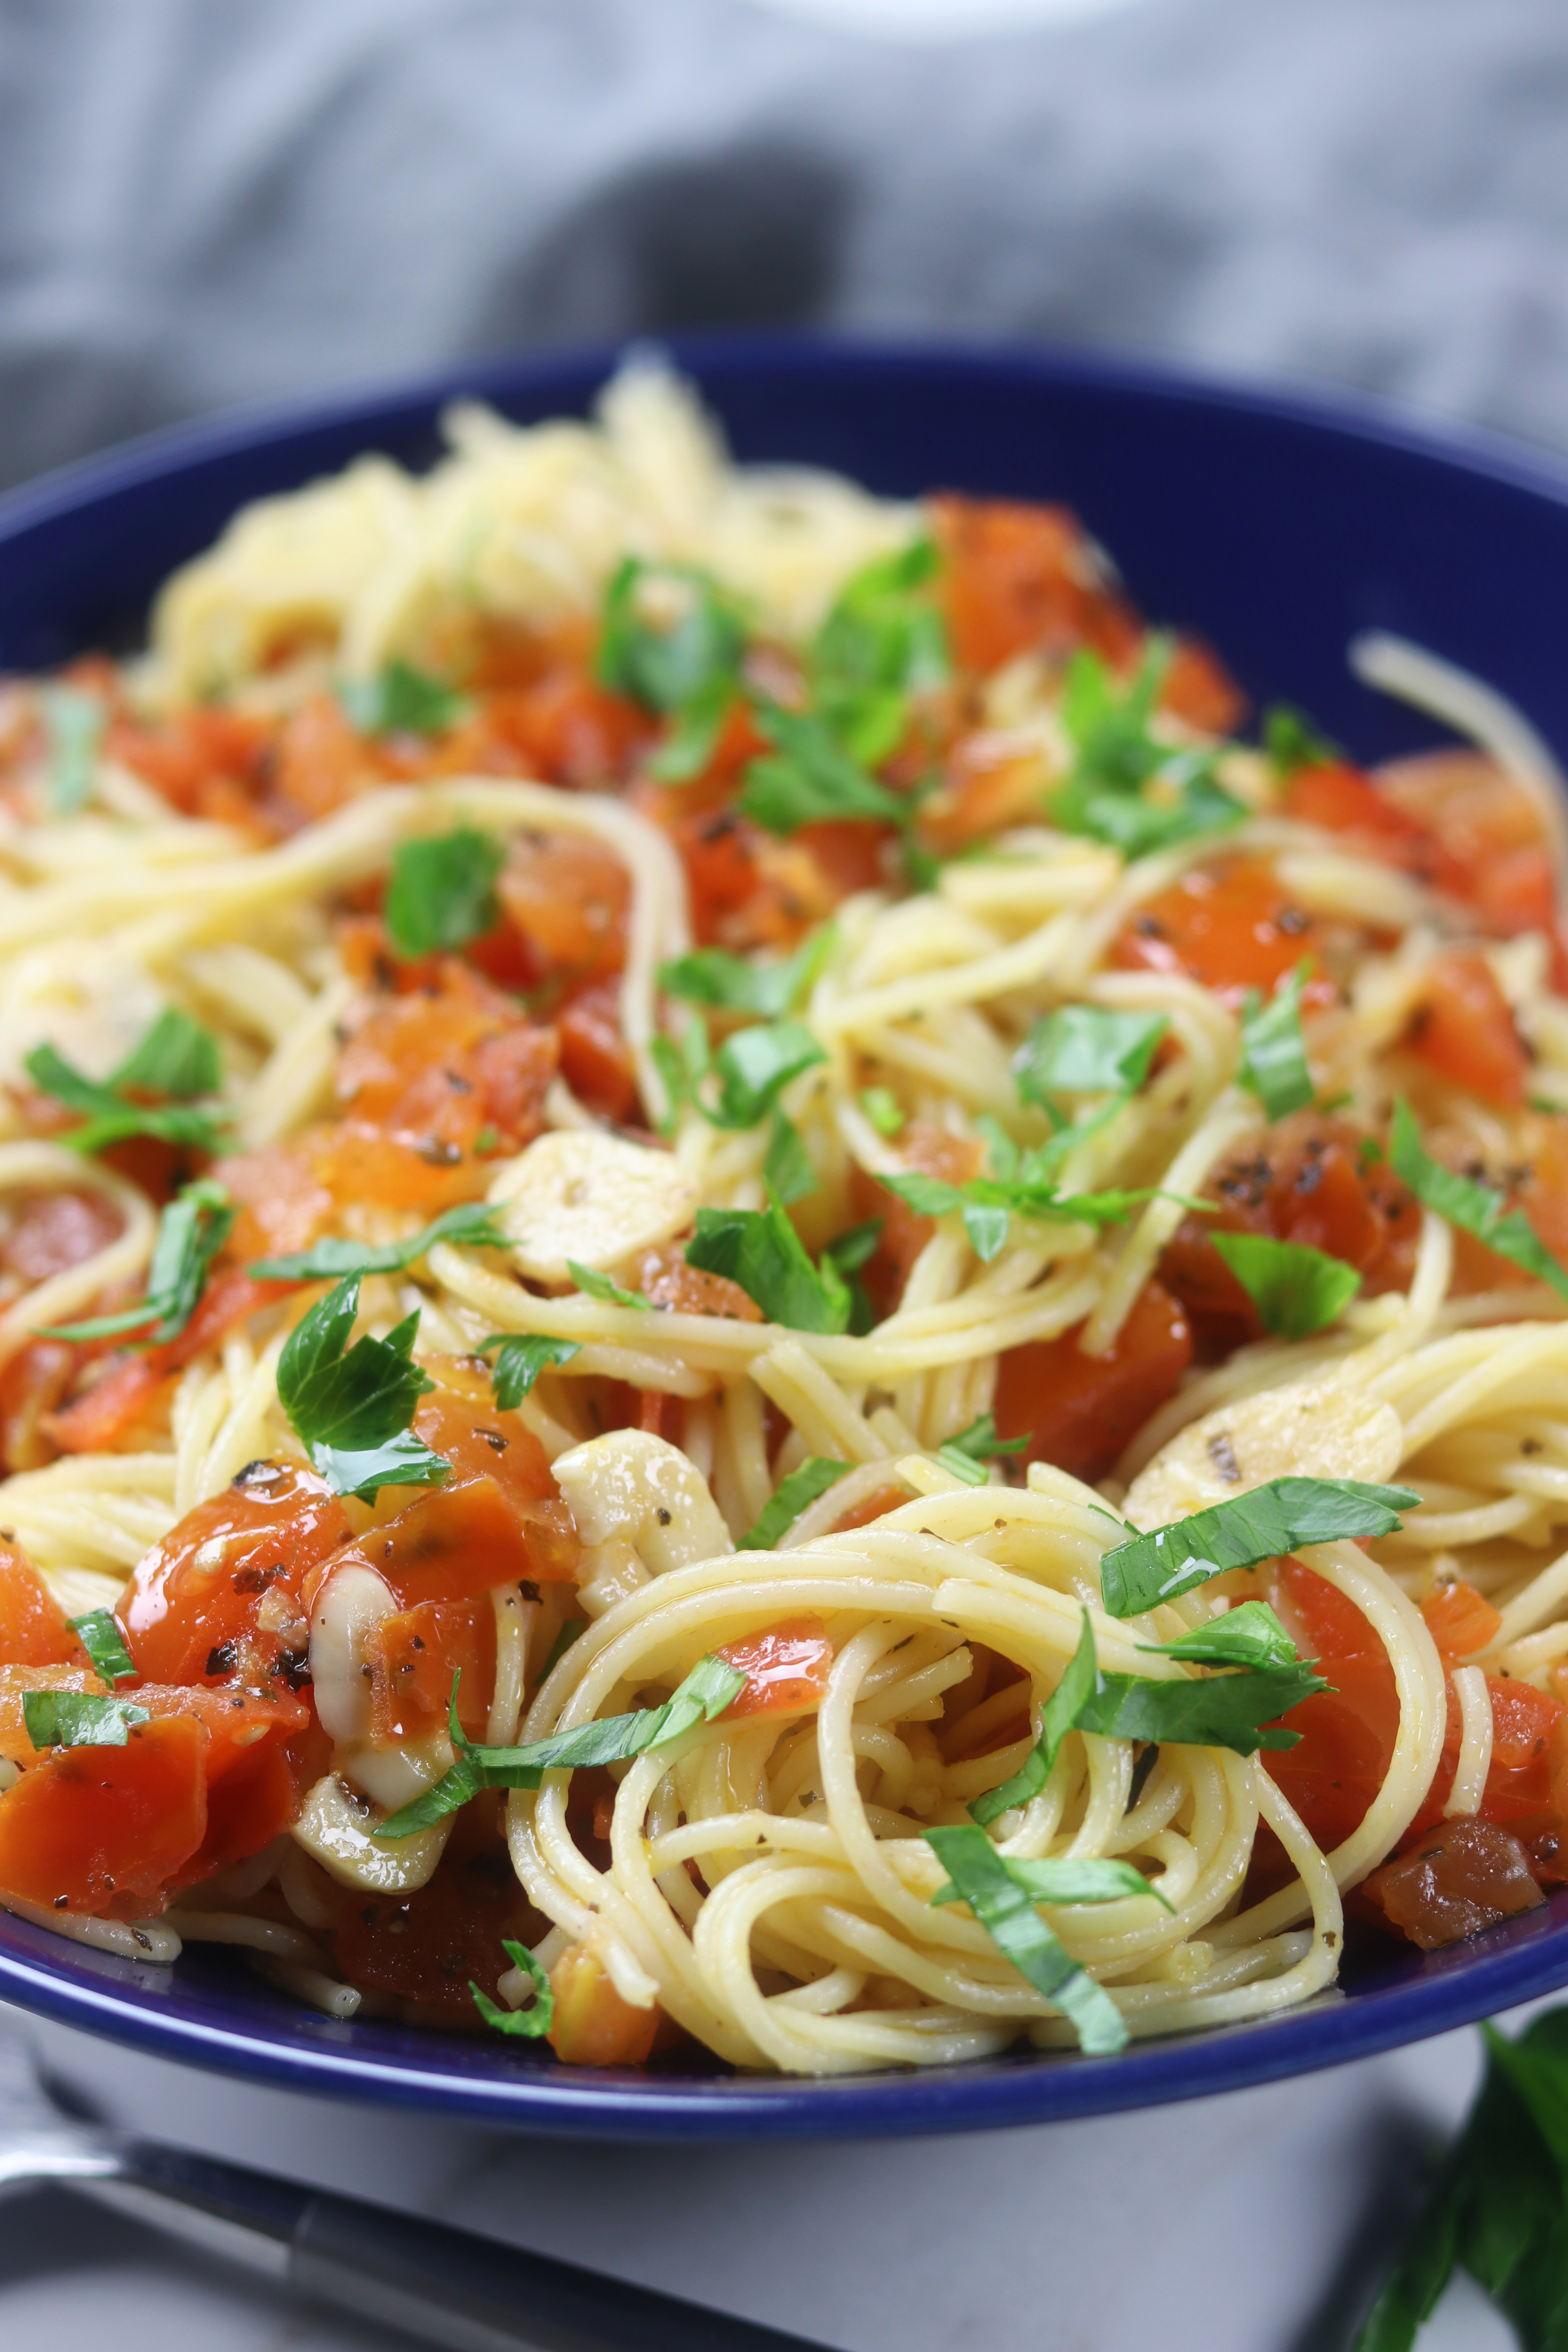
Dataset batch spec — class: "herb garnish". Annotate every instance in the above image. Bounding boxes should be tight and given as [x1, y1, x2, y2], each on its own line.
[476, 1333, 582, 1409]
[39, 684, 103, 815]
[596, 559, 746, 782]
[1098, 1476, 1420, 1618]
[1264, 704, 1339, 775]
[40, 1178, 235, 1345]
[568, 1262, 652, 1311]
[275, 1273, 447, 1503]
[375, 1655, 748, 1838]
[385, 828, 504, 960]
[738, 1457, 851, 1550]
[685, 1192, 866, 1334]
[764, 1110, 817, 1206]
[471, 1939, 554, 2041]
[859, 1087, 906, 1138]
[1051, 639, 1246, 858]
[339, 661, 466, 738]
[249, 1201, 510, 1283]
[883, 1119, 1198, 1265]
[1013, 1005, 1169, 1105]
[21, 1690, 151, 1749]
[1389, 1098, 1568, 1303]
[934, 1412, 1031, 1487]
[808, 539, 948, 767]
[1209, 1230, 1363, 1340]
[27, 1010, 227, 1157]
[921, 1824, 1140, 2056]
[69, 1610, 137, 1686]
[1238, 962, 1315, 1120]
[657, 928, 833, 1020]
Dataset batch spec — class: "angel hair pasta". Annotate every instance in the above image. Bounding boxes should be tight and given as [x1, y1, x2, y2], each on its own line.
[0, 356, 1566, 2071]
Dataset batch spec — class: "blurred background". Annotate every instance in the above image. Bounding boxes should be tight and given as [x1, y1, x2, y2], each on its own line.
[4, 0, 1568, 490]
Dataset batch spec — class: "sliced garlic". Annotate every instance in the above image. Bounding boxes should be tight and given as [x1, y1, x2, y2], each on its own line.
[552, 1430, 734, 1599]
[1123, 1381, 1404, 1530]
[487, 1129, 697, 1285]
[290, 1772, 450, 1892]
[309, 1560, 398, 1746]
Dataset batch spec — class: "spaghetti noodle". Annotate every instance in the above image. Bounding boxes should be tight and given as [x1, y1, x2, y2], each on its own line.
[0, 358, 1565, 2071]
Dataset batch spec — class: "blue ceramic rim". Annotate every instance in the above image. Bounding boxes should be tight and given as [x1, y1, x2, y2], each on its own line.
[3, 328, 1568, 2136]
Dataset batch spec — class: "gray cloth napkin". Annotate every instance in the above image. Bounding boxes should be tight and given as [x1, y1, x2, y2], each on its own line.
[0, 0, 1565, 481]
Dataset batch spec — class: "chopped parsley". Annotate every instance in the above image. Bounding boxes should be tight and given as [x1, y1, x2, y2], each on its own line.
[476, 1332, 582, 1409]
[1098, 1476, 1420, 1618]
[934, 1411, 1031, 1487]
[26, 1009, 227, 1156]
[69, 1609, 137, 1685]
[921, 1824, 1133, 2056]
[596, 559, 746, 783]
[39, 684, 103, 815]
[658, 927, 833, 1020]
[40, 1178, 234, 1345]
[1209, 1230, 1363, 1340]
[1390, 1098, 1568, 1303]
[738, 1457, 851, 1550]
[1264, 704, 1339, 775]
[568, 1261, 652, 1311]
[705, 1020, 827, 1132]
[739, 702, 906, 835]
[1238, 962, 1315, 1120]
[339, 660, 466, 738]
[472, 1939, 554, 2040]
[859, 1087, 907, 1138]
[764, 1110, 817, 1206]
[275, 1273, 447, 1503]
[22, 1690, 151, 1749]
[249, 1201, 510, 1283]
[685, 1192, 865, 1334]
[1051, 639, 1246, 859]
[808, 539, 948, 767]
[384, 828, 505, 960]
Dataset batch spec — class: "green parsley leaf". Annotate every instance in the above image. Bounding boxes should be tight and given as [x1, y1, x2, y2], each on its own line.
[1238, 962, 1315, 1120]
[275, 1274, 447, 1503]
[738, 1456, 850, 1550]
[1099, 1476, 1420, 1617]
[931, 1851, 1169, 1912]
[971, 1605, 1100, 1824]
[934, 1411, 1031, 1488]
[658, 927, 833, 1020]
[40, 1177, 235, 1345]
[705, 1020, 827, 1131]
[376, 1654, 748, 1837]
[1209, 1230, 1363, 1340]
[22, 1690, 151, 1749]
[384, 828, 505, 960]
[882, 1158, 1188, 1267]
[1390, 1098, 1568, 1303]
[68, 1609, 137, 1685]
[249, 1201, 510, 1283]
[920, 1823, 1129, 2056]
[1051, 639, 1246, 858]
[568, 1261, 652, 1311]
[809, 539, 948, 766]
[339, 660, 466, 738]
[859, 1087, 906, 1138]
[471, 1938, 554, 2040]
[685, 1192, 854, 1334]
[646, 676, 736, 785]
[648, 1018, 711, 1136]
[1139, 1599, 1304, 1671]
[1265, 704, 1340, 775]
[739, 702, 906, 835]
[476, 1332, 582, 1409]
[597, 559, 746, 716]
[1013, 1005, 1169, 1105]
[26, 1009, 227, 1158]
[39, 684, 103, 816]
[764, 1109, 817, 1206]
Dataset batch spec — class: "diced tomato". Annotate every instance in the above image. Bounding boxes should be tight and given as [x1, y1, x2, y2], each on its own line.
[547, 1940, 660, 2066]
[1405, 951, 1526, 1109]
[481, 666, 650, 789]
[409, 1387, 556, 1508]
[0, 1541, 81, 1666]
[719, 1618, 835, 1719]
[366, 1597, 496, 1741]
[1111, 859, 1335, 1011]
[44, 1269, 289, 1456]
[930, 496, 1141, 678]
[1259, 1557, 1399, 1862]
[793, 819, 889, 903]
[109, 706, 276, 827]
[0, 1662, 105, 1764]
[1409, 1673, 1564, 1840]
[1160, 640, 1246, 737]
[335, 969, 557, 1157]
[918, 733, 1048, 858]
[992, 1278, 1193, 1485]
[332, 1846, 544, 2019]
[1421, 1579, 1503, 1662]
[0, 1339, 76, 1473]
[633, 1243, 763, 1321]
[122, 1459, 350, 1687]
[0, 1713, 207, 1916]
[557, 981, 639, 1124]
[0, 1189, 122, 1287]
[1519, 1116, 1568, 1274]
[494, 835, 630, 990]
[365, 1472, 577, 1606]
[827, 1483, 909, 1534]
[1282, 760, 1464, 893]
[1160, 1114, 1421, 1357]
[855, 1122, 984, 1320]
[134, 1679, 312, 1775]
[1362, 1817, 1544, 1951]
[272, 693, 372, 824]
[180, 1736, 301, 1887]
[213, 1142, 335, 1265]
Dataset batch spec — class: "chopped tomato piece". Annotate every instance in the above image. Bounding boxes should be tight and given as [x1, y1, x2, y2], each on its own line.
[1112, 859, 1334, 1011]
[930, 496, 1140, 677]
[856, 1122, 984, 1319]
[1421, 1579, 1503, 1662]
[1405, 951, 1525, 1109]
[495, 834, 630, 989]
[1160, 1113, 1420, 1356]
[1259, 1557, 1399, 1863]
[410, 1388, 556, 1508]
[333, 1847, 543, 2019]
[134, 1679, 312, 1777]
[0, 1662, 105, 1765]
[214, 1142, 335, 1265]
[633, 1244, 763, 1321]
[1362, 1817, 1544, 1950]
[919, 733, 1048, 858]
[719, 1618, 835, 1718]
[1159, 640, 1245, 737]
[335, 968, 557, 1159]
[122, 1459, 350, 1687]
[366, 1597, 496, 1741]
[110, 706, 276, 826]
[44, 1268, 289, 1456]
[0, 1542, 81, 1666]
[1282, 760, 1463, 892]
[0, 1188, 122, 1287]
[482, 666, 650, 789]
[0, 1339, 76, 1473]
[367, 1472, 577, 1605]
[272, 693, 372, 824]
[828, 1483, 910, 1534]
[180, 1737, 302, 1887]
[557, 981, 639, 1124]
[0, 1713, 207, 1916]
[547, 1940, 660, 2066]
[992, 1278, 1193, 1485]
[1409, 1673, 1564, 1839]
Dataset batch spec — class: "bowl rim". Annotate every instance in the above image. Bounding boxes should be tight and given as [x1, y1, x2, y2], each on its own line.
[4, 326, 1568, 2137]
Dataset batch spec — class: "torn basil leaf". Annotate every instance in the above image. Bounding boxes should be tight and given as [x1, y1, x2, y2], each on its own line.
[67, 1610, 137, 1685]
[41, 1178, 235, 1345]
[471, 1938, 555, 2040]
[22, 1690, 151, 1749]
[739, 702, 906, 835]
[568, 1261, 652, 1311]
[385, 827, 505, 960]
[1238, 962, 1315, 1120]
[250, 1201, 510, 1282]
[477, 1332, 582, 1410]
[739, 1456, 851, 1550]
[339, 660, 466, 737]
[1209, 1230, 1363, 1340]
[685, 1192, 854, 1334]
[1099, 1475, 1419, 1617]
[275, 1273, 447, 1503]
[921, 1824, 1129, 2056]
[1390, 1097, 1568, 1303]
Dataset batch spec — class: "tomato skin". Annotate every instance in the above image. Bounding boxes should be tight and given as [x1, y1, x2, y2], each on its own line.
[366, 1597, 496, 1741]
[482, 667, 649, 789]
[1421, 1580, 1503, 1662]
[410, 1388, 556, 1509]
[181, 1737, 300, 1888]
[365, 1474, 576, 1607]
[1283, 761, 1462, 891]
[1406, 951, 1526, 1109]
[993, 1279, 1193, 1486]
[495, 835, 630, 990]
[1407, 1673, 1564, 1842]
[558, 982, 639, 1124]
[335, 971, 557, 1158]
[122, 1460, 350, 1687]
[547, 1940, 659, 2066]
[632, 1245, 762, 1321]
[930, 495, 1141, 677]
[0, 1713, 208, 1915]
[719, 1619, 835, 1719]
[1259, 1558, 1400, 1864]
[0, 1339, 76, 1474]
[333, 1846, 543, 2019]
[0, 1188, 123, 1285]
[0, 1543, 81, 1666]
[1160, 640, 1246, 737]
[1113, 859, 1334, 1011]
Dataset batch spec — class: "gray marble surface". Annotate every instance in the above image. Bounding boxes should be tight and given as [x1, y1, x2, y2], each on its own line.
[0, 1997, 1521, 2350]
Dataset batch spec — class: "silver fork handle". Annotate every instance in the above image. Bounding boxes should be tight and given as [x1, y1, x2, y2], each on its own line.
[22, 2127, 833, 2352]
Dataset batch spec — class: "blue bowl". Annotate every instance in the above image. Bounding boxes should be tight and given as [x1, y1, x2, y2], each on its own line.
[4, 333, 1568, 2138]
